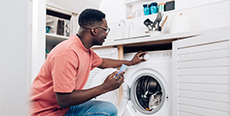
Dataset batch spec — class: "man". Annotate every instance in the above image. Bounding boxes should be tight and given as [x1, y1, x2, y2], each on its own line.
[30, 8, 146, 116]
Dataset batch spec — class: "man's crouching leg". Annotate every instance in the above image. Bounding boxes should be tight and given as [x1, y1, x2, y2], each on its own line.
[64, 100, 118, 116]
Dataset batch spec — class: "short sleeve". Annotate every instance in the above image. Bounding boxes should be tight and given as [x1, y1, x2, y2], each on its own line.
[51, 52, 78, 93]
[90, 51, 102, 70]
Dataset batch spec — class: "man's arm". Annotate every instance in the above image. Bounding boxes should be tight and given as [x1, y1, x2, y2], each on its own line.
[55, 71, 124, 108]
[98, 51, 146, 69]
[56, 85, 105, 108]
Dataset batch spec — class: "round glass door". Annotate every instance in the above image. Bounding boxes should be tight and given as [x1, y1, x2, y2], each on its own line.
[130, 73, 165, 114]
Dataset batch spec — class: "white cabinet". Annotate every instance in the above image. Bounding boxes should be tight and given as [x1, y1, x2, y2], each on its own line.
[84, 47, 119, 89]
[172, 27, 230, 116]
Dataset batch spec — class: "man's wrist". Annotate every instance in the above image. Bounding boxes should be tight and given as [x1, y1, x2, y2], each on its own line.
[97, 84, 109, 94]
[124, 61, 132, 66]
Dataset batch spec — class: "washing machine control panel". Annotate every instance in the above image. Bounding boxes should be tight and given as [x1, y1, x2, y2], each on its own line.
[161, 52, 172, 59]
[123, 50, 172, 61]
[148, 51, 172, 61]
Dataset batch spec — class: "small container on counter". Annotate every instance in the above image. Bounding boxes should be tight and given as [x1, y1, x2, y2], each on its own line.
[165, 0, 175, 11]
[158, 3, 165, 12]
[150, 2, 158, 14]
[143, 4, 150, 15]
[46, 26, 51, 33]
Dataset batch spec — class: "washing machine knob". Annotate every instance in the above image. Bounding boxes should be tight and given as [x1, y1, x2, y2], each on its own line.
[144, 54, 150, 60]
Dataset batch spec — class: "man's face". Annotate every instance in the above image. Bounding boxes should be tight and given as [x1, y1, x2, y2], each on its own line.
[93, 18, 109, 45]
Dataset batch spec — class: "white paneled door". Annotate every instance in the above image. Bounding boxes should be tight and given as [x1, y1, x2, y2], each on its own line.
[172, 27, 230, 116]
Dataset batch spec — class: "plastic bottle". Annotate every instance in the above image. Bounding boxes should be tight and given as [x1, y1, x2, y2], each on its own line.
[158, 3, 165, 13]
[143, 4, 150, 15]
[150, 2, 158, 14]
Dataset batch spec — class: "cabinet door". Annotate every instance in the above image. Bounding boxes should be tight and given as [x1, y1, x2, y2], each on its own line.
[172, 27, 230, 116]
[84, 47, 118, 89]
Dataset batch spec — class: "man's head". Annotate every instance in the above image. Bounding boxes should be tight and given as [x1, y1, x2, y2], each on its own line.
[78, 8, 105, 27]
[78, 9, 110, 46]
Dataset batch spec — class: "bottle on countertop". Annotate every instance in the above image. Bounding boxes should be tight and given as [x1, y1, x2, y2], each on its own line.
[150, 2, 158, 14]
[143, 4, 150, 15]
[158, 3, 165, 13]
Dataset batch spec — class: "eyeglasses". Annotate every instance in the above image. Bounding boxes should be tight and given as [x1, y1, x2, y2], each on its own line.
[95, 26, 110, 34]
[83, 26, 110, 34]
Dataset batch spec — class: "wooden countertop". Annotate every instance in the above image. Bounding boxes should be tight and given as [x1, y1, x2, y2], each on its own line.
[93, 31, 201, 48]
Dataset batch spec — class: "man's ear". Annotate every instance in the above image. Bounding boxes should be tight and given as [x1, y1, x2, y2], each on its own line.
[91, 27, 97, 36]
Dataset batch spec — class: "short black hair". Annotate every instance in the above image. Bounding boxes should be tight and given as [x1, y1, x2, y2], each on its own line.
[78, 8, 105, 27]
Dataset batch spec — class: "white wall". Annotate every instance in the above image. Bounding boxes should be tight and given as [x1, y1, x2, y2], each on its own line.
[99, 0, 126, 23]
[0, 0, 32, 115]
[176, 0, 227, 10]
[164, 0, 230, 33]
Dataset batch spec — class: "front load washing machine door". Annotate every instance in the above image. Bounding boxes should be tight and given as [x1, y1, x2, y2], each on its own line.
[90, 68, 129, 116]
[90, 68, 167, 116]
[129, 69, 166, 115]
[121, 67, 170, 116]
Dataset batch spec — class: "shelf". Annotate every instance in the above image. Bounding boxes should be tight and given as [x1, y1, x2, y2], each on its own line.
[103, 31, 201, 47]
[125, 0, 152, 5]
[46, 1, 77, 15]
[46, 33, 68, 46]
[125, 0, 166, 5]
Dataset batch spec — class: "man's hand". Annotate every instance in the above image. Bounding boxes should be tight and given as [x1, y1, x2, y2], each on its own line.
[101, 71, 125, 93]
[130, 51, 147, 65]
[98, 51, 147, 69]
[55, 71, 125, 108]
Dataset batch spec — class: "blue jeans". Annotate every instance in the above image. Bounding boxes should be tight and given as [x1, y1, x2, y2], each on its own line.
[64, 100, 118, 116]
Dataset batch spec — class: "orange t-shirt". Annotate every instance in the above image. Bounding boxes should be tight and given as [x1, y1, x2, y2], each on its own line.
[30, 35, 102, 116]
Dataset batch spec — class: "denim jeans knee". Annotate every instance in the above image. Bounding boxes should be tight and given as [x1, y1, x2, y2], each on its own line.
[64, 100, 118, 116]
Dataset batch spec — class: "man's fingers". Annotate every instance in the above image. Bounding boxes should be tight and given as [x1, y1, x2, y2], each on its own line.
[117, 74, 124, 84]
[110, 71, 118, 77]
[138, 52, 146, 57]
[137, 52, 147, 60]
[114, 71, 125, 80]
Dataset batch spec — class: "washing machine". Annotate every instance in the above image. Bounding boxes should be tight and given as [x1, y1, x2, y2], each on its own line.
[90, 50, 172, 116]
